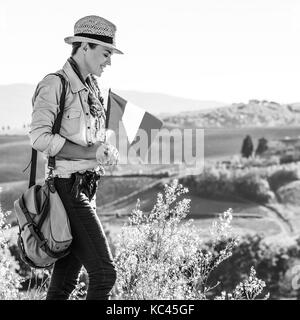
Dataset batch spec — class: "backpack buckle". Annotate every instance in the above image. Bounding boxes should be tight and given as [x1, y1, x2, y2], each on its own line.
[47, 177, 56, 193]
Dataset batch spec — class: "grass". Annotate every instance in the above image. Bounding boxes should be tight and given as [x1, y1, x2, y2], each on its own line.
[96, 176, 158, 206]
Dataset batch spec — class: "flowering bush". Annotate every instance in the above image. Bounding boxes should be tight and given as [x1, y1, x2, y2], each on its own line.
[0, 207, 23, 299]
[113, 179, 268, 300]
[207, 233, 300, 299]
[215, 267, 269, 300]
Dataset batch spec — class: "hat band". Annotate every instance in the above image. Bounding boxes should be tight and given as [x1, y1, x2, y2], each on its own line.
[75, 33, 113, 44]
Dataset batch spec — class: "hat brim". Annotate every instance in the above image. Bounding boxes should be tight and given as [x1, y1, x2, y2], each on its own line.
[64, 36, 123, 54]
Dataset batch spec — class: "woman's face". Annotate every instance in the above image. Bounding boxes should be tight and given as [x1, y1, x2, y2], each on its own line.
[85, 44, 112, 77]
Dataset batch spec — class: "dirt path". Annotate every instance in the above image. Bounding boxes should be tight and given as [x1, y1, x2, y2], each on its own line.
[262, 203, 295, 236]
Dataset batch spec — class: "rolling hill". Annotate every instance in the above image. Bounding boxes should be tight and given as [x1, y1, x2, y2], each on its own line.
[163, 99, 300, 128]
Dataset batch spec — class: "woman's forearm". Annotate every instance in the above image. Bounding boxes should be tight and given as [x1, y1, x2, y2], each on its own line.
[56, 140, 99, 160]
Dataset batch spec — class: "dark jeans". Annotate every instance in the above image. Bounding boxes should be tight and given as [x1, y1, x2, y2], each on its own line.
[46, 176, 117, 300]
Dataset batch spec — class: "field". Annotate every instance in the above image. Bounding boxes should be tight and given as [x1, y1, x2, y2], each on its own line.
[204, 126, 300, 160]
[1, 126, 300, 182]
[1, 126, 300, 240]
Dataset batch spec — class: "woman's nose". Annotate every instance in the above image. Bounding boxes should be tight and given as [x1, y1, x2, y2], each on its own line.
[106, 56, 111, 66]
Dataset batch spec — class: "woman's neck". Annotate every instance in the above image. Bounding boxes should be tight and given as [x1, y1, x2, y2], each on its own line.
[72, 55, 89, 81]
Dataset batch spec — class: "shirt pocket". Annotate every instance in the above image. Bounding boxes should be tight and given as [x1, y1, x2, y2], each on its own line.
[62, 109, 82, 136]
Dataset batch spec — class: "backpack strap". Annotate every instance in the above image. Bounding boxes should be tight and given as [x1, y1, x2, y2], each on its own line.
[28, 149, 38, 189]
[29, 73, 67, 188]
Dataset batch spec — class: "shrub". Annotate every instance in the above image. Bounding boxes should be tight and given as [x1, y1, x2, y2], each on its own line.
[182, 167, 275, 204]
[179, 162, 300, 204]
[207, 234, 300, 299]
[276, 181, 300, 205]
[181, 166, 235, 200]
[233, 172, 274, 203]
[280, 154, 300, 164]
[268, 169, 299, 192]
[0, 206, 23, 299]
[113, 179, 268, 300]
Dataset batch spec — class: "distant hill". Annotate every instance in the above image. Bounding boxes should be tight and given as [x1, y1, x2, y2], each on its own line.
[112, 89, 225, 116]
[162, 100, 300, 128]
[0, 83, 224, 133]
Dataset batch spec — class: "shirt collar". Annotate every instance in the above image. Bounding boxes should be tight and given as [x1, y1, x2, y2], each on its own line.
[62, 60, 88, 93]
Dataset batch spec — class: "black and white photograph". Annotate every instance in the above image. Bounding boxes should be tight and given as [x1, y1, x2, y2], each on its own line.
[0, 0, 300, 307]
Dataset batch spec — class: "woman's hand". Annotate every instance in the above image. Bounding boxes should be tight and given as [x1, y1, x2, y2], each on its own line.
[96, 142, 119, 166]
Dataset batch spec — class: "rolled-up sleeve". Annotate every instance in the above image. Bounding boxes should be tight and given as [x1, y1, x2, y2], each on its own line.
[29, 75, 66, 157]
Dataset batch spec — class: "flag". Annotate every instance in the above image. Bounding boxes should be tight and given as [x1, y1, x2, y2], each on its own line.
[105, 90, 164, 160]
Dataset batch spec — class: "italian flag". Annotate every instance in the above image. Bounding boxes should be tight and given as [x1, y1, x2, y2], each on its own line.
[105, 90, 164, 159]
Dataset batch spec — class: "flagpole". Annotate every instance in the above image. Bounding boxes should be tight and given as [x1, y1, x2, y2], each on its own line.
[105, 88, 112, 143]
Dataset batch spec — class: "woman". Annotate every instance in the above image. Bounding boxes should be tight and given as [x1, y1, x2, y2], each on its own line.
[29, 15, 123, 300]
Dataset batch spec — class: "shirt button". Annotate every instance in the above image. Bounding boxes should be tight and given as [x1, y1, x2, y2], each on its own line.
[86, 113, 89, 116]
[87, 126, 90, 129]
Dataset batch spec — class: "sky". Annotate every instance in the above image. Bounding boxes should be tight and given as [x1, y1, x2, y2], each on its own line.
[1, 0, 300, 104]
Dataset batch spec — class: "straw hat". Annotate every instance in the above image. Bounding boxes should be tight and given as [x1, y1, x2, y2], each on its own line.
[64, 15, 123, 54]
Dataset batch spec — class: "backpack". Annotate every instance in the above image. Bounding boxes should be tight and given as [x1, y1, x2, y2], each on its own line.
[14, 73, 72, 268]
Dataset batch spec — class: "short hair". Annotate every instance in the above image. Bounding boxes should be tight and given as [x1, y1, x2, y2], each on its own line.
[71, 42, 98, 56]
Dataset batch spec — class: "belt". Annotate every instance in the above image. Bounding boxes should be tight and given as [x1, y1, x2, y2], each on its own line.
[70, 170, 102, 201]
[53, 166, 105, 179]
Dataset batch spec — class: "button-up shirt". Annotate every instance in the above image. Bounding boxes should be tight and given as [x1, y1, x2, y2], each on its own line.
[29, 59, 107, 177]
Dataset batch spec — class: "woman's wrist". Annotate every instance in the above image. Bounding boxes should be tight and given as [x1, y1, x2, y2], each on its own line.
[86, 141, 104, 159]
